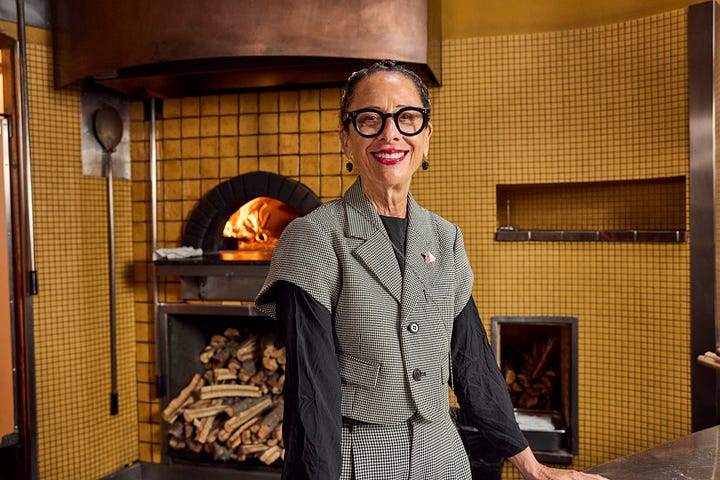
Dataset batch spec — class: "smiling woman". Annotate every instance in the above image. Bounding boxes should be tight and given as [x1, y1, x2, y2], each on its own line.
[255, 60, 608, 480]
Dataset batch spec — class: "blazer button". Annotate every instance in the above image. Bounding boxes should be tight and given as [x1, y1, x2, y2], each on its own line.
[407, 322, 419, 333]
[412, 368, 426, 381]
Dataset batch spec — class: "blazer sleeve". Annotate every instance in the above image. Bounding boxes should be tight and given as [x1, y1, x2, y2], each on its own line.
[452, 225, 474, 317]
[256, 215, 341, 319]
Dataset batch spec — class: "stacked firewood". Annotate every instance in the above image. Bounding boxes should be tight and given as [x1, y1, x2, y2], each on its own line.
[162, 328, 286, 465]
[503, 336, 558, 410]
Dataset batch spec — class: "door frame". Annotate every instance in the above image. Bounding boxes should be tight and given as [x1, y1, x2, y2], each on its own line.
[0, 33, 37, 480]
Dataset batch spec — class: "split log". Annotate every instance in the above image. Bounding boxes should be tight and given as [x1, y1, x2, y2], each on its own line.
[196, 415, 216, 444]
[223, 396, 274, 432]
[260, 332, 280, 357]
[237, 359, 257, 382]
[235, 335, 259, 361]
[227, 417, 260, 449]
[240, 443, 268, 455]
[167, 420, 184, 439]
[257, 401, 284, 440]
[182, 404, 227, 422]
[168, 437, 186, 450]
[227, 358, 242, 372]
[272, 423, 283, 442]
[259, 445, 283, 465]
[198, 384, 261, 400]
[262, 356, 278, 372]
[224, 397, 261, 418]
[206, 425, 221, 444]
[162, 373, 204, 423]
[214, 368, 238, 382]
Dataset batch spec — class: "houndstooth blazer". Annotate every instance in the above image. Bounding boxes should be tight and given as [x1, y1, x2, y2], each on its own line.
[256, 178, 474, 425]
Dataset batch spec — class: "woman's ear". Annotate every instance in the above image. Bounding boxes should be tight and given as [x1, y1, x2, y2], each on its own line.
[339, 128, 351, 158]
[423, 122, 433, 157]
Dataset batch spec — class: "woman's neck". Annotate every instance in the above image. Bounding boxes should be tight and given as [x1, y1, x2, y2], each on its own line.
[362, 181, 408, 218]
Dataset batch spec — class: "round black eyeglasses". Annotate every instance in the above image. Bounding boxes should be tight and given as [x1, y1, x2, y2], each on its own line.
[344, 107, 430, 138]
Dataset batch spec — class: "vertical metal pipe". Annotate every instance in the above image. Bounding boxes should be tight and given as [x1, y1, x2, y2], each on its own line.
[688, 0, 719, 431]
[14, 1, 39, 477]
[106, 153, 118, 415]
[149, 99, 164, 400]
[16, 0, 35, 296]
[150, 98, 158, 307]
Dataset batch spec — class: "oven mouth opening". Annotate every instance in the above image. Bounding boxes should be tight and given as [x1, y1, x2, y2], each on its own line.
[180, 171, 322, 258]
[219, 196, 300, 261]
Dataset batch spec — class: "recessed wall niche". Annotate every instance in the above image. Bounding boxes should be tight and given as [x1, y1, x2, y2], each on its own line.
[495, 176, 686, 242]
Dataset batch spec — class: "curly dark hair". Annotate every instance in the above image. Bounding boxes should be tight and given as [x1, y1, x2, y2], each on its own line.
[340, 60, 430, 131]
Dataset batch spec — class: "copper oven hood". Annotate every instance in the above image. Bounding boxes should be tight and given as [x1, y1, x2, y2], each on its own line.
[52, 0, 441, 98]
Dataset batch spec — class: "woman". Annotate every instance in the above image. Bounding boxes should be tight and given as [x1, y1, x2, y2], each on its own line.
[256, 60, 606, 480]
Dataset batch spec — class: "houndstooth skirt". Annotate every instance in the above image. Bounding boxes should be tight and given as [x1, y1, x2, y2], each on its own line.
[340, 414, 472, 480]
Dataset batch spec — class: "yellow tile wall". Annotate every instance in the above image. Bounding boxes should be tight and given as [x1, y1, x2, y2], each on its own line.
[130, 7, 691, 476]
[27, 41, 139, 478]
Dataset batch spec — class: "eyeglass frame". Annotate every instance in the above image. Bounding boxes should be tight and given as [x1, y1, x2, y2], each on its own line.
[343, 106, 430, 138]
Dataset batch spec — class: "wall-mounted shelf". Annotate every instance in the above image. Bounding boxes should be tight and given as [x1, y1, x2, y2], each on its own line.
[495, 176, 686, 243]
[495, 229, 686, 243]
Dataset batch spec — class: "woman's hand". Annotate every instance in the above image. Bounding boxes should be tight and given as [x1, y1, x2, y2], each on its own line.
[532, 464, 609, 480]
[508, 447, 609, 480]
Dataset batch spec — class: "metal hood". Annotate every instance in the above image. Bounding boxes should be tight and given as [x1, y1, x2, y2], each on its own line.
[52, 0, 441, 98]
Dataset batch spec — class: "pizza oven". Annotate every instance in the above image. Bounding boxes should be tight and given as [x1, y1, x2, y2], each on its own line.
[153, 172, 321, 476]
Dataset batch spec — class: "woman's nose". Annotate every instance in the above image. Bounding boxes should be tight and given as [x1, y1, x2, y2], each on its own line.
[378, 116, 401, 140]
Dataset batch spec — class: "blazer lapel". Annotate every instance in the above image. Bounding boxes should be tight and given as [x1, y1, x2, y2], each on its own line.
[344, 180, 403, 303]
[401, 193, 436, 323]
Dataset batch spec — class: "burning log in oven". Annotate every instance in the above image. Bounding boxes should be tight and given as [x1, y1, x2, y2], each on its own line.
[221, 196, 300, 261]
[162, 327, 286, 465]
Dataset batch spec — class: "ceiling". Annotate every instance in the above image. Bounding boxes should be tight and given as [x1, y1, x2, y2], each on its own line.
[442, 0, 702, 38]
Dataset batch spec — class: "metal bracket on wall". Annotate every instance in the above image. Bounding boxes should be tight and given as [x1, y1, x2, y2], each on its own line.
[80, 82, 130, 179]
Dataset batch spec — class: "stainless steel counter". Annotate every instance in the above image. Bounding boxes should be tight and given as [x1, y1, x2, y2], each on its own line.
[586, 426, 720, 479]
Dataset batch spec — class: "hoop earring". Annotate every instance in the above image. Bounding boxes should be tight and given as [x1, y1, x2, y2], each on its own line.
[421, 159, 429, 170]
[346, 161, 353, 173]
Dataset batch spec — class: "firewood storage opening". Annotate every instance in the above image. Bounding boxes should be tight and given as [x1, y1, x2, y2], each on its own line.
[157, 303, 285, 474]
[491, 316, 578, 465]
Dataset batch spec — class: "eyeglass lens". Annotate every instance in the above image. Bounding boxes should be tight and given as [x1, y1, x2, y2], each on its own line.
[351, 107, 428, 137]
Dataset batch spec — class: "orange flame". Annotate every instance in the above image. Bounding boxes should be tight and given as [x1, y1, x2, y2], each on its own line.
[222, 197, 299, 260]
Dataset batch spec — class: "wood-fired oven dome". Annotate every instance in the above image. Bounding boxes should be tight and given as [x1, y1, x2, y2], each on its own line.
[182, 171, 321, 254]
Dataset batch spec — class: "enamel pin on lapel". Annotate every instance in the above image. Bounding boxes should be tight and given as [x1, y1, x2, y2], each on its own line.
[423, 251, 436, 264]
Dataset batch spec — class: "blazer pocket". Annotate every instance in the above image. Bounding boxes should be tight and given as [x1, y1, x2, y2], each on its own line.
[337, 352, 381, 388]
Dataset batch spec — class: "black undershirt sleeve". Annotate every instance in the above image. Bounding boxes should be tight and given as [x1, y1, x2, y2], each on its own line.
[451, 296, 530, 458]
[274, 280, 342, 480]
